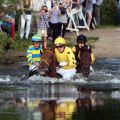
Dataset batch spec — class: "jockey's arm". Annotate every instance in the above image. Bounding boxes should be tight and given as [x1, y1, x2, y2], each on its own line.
[27, 50, 34, 66]
[72, 46, 76, 53]
[91, 52, 95, 64]
[72, 46, 81, 60]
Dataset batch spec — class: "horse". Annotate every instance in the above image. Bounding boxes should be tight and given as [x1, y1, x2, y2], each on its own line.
[38, 48, 57, 77]
[76, 48, 91, 77]
[38, 47, 91, 78]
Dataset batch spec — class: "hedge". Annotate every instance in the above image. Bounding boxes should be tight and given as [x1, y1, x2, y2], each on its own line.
[100, 0, 116, 25]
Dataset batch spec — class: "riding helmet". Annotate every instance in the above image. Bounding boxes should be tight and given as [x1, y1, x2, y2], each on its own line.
[32, 34, 42, 42]
[77, 34, 87, 43]
[54, 37, 66, 47]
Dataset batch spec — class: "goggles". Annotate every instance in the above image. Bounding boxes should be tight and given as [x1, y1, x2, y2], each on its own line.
[55, 45, 65, 48]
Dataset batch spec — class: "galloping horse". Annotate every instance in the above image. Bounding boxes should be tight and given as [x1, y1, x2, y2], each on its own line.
[76, 48, 91, 77]
[38, 48, 57, 77]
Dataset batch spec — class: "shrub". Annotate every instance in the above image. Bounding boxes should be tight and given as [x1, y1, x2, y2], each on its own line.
[0, 32, 11, 54]
[100, 0, 116, 25]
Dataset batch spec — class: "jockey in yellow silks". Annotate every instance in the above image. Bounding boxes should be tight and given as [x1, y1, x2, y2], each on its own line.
[26, 35, 43, 71]
[54, 37, 76, 80]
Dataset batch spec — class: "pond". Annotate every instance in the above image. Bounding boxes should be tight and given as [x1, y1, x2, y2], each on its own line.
[0, 58, 120, 120]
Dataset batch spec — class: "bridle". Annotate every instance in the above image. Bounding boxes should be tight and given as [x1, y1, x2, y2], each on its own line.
[40, 49, 54, 66]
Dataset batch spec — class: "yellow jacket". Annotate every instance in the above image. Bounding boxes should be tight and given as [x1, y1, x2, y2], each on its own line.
[55, 47, 76, 69]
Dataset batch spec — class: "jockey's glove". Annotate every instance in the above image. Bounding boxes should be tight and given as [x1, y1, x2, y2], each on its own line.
[59, 62, 68, 67]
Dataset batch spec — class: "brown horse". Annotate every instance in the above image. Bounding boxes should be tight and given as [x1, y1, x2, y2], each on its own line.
[76, 49, 91, 77]
[38, 48, 91, 78]
[38, 49, 57, 77]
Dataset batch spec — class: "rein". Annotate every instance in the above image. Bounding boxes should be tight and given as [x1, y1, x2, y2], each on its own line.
[41, 59, 49, 66]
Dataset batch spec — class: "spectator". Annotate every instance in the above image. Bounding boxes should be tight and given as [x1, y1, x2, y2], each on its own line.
[49, 2, 61, 42]
[20, 0, 33, 39]
[85, 0, 93, 28]
[58, 3, 68, 38]
[1, 5, 15, 39]
[38, 6, 50, 48]
[15, 1, 21, 31]
[92, 0, 103, 26]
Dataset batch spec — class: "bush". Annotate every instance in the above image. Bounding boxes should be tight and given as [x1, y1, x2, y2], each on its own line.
[0, 32, 11, 54]
[0, 32, 31, 55]
[100, 0, 116, 25]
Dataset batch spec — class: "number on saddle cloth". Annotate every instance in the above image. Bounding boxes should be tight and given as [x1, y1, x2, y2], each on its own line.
[77, 47, 91, 77]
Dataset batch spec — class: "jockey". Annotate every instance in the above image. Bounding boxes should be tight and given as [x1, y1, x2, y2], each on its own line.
[54, 37, 76, 80]
[72, 34, 95, 72]
[26, 34, 43, 72]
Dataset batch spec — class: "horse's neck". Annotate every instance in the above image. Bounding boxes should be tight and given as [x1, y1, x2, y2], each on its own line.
[80, 51, 91, 65]
[48, 53, 57, 77]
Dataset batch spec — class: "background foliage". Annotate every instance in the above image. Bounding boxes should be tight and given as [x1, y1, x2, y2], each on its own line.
[100, 0, 116, 25]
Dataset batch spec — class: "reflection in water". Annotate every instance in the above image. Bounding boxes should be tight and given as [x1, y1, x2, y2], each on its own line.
[0, 84, 120, 120]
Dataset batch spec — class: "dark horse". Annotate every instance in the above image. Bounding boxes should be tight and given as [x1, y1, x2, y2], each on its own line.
[38, 49, 57, 77]
[76, 48, 91, 77]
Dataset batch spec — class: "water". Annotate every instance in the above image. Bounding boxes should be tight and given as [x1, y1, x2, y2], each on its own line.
[0, 58, 120, 120]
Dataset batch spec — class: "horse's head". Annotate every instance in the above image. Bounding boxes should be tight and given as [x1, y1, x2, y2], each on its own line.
[38, 49, 55, 75]
[78, 49, 91, 77]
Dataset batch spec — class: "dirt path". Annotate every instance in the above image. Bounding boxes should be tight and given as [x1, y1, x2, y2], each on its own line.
[80, 28, 120, 59]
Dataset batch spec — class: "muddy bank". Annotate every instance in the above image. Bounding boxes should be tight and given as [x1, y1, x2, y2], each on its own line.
[83, 28, 120, 59]
[0, 51, 26, 64]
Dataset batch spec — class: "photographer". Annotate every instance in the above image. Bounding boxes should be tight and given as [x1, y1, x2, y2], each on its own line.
[38, 6, 50, 48]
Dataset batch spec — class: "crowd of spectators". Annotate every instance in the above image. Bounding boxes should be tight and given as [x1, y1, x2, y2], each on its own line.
[0, 0, 103, 41]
